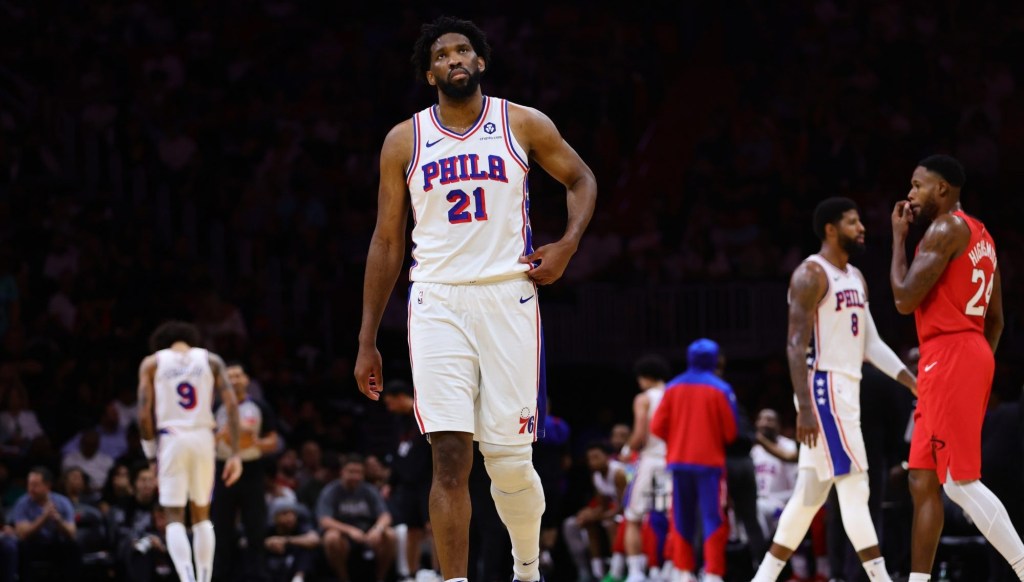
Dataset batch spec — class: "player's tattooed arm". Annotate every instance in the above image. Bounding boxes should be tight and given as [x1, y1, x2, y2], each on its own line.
[210, 353, 240, 455]
[786, 261, 826, 449]
[137, 355, 158, 441]
[984, 266, 1004, 353]
[890, 210, 969, 314]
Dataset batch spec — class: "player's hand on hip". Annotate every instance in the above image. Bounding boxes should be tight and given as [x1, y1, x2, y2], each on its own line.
[892, 201, 914, 240]
[222, 455, 243, 486]
[354, 344, 383, 401]
[796, 408, 819, 448]
[520, 239, 577, 285]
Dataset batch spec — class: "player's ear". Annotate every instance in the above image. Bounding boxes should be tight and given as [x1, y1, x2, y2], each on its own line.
[425, 70, 437, 87]
[478, 57, 486, 73]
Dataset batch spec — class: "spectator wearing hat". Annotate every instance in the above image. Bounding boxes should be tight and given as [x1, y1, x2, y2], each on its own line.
[264, 499, 320, 582]
[383, 379, 436, 580]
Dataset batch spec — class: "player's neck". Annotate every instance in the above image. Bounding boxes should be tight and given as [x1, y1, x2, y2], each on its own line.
[436, 92, 485, 131]
[170, 341, 191, 352]
[818, 244, 849, 270]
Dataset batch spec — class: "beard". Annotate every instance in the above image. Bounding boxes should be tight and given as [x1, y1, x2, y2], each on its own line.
[840, 235, 866, 256]
[436, 67, 482, 99]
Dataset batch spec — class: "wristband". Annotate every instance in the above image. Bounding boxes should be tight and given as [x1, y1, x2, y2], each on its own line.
[142, 439, 157, 461]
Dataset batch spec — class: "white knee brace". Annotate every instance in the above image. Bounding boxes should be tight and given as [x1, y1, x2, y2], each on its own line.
[835, 471, 879, 551]
[479, 442, 540, 493]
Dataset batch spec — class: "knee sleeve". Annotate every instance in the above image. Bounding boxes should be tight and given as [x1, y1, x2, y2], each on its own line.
[835, 472, 879, 551]
[772, 469, 831, 550]
[480, 442, 541, 494]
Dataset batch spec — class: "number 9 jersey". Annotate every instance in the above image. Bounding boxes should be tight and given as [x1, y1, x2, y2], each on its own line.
[406, 96, 533, 284]
[914, 211, 997, 345]
[154, 347, 216, 431]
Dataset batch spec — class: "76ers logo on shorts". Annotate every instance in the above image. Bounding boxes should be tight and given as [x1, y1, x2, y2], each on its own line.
[518, 407, 536, 435]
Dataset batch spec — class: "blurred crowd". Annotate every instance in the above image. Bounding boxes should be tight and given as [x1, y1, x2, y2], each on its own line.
[0, 0, 1023, 580]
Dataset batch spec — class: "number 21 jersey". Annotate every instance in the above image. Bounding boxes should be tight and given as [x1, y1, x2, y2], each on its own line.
[154, 347, 216, 431]
[406, 96, 533, 284]
[915, 211, 996, 344]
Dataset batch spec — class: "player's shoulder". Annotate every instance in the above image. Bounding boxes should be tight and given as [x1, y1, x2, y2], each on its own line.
[506, 101, 556, 135]
[789, 259, 827, 295]
[381, 118, 416, 160]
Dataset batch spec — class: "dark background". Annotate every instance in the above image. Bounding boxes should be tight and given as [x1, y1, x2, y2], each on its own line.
[1, 0, 1023, 567]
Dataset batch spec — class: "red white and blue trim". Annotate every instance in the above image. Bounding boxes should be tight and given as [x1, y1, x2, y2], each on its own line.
[810, 371, 861, 476]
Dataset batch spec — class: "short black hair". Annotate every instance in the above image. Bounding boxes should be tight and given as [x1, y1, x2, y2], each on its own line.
[341, 453, 365, 468]
[633, 354, 671, 382]
[812, 197, 858, 241]
[918, 154, 966, 188]
[411, 16, 492, 80]
[148, 320, 201, 352]
[29, 466, 53, 485]
[585, 441, 612, 455]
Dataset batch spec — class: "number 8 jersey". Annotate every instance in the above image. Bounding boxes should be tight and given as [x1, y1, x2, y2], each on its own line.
[915, 211, 997, 345]
[406, 96, 533, 284]
[801, 254, 868, 379]
[154, 347, 216, 431]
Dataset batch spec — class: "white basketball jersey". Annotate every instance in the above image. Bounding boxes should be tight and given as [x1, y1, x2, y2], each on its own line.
[406, 96, 533, 284]
[593, 459, 626, 500]
[154, 348, 216, 431]
[801, 255, 868, 379]
[642, 387, 667, 460]
[751, 436, 798, 505]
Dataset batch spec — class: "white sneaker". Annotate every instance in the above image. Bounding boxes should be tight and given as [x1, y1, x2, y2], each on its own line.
[625, 572, 648, 582]
[700, 574, 723, 582]
[414, 570, 442, 582]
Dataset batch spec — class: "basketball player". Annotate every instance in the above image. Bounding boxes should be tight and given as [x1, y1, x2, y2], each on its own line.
[353, 16, 596, 582]
[621, 355, 672, 582]
[890, 154, 1024, 582]
[137, 321, 243, 582]
[751, 197, 916, 582]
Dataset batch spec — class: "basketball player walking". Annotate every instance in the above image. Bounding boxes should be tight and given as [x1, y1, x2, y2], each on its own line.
[354, 16, 596, 582]
[751, 197, 916, 582]
[891, 155, 1024, 582]
[138, 321, 243, 582]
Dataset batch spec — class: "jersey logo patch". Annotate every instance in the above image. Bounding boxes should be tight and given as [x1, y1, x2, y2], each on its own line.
[483, 122, 496, 134]
[426, 137, 445, 148]
[519, 295, 534, 304]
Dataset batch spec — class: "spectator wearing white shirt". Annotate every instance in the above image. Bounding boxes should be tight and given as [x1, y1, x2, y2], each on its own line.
[61, 429, 114, 492]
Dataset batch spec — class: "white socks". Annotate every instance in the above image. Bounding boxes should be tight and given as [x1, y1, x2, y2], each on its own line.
[444, 579, 468, 582]
[908, 574, 930, 581]
[627, 554, 647, 576]
[192, 520, 215, 582]
[751, 553, 786, 582]
[610, 552, 626, 577]
[862, 556, 892, 581]
[166, 522, 196, 582]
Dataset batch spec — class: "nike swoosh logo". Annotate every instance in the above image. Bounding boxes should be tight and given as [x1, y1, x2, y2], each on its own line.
[522, 558, 538, 566]
[924, 361, 938, 372]
[519, 295, 534, 304]
[425, 138, 445, 147]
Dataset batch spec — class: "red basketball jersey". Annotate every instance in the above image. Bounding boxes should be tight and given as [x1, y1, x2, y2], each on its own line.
[915, 211, 997, 344]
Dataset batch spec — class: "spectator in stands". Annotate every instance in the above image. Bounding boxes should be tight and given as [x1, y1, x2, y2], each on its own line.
[60, 466, 107, 555]
[751, 409, 798, 539]
[264, 499, 320, 582]
[383, 379, 435, 581]
[121, 505, 176, 582]
[61, 428, 114, 493]
[297, 444, 336, 512]
[0, 381, 44, 457]
[316, 453, 396, 582]
[10, 466, 81, 579]
[563, 442, 628, 582]
[99, 461, 134, 514]
[109, 465, 158, 562]
[61, 402, 128, 461]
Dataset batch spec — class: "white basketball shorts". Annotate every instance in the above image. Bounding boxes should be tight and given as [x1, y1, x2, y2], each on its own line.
[408, 276, 546, 445]
[797, 370, 867, 481]
[157, 427, 216, 507]
[624, 455, 671, 521]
